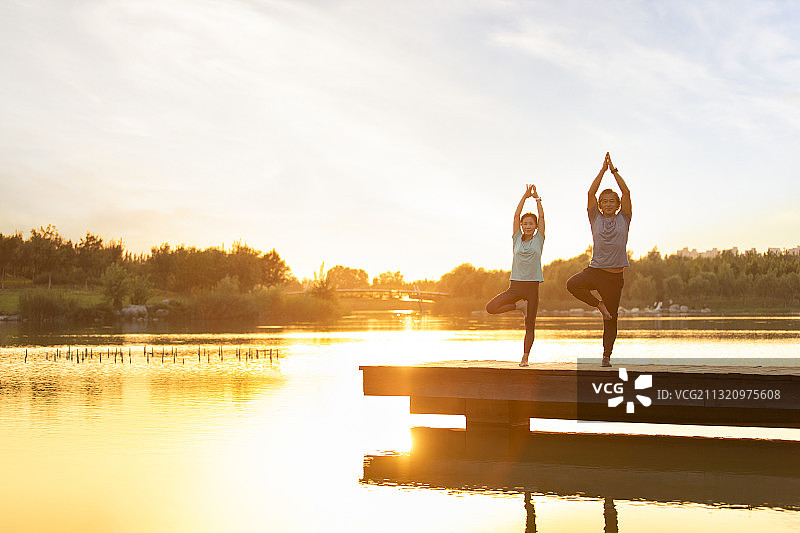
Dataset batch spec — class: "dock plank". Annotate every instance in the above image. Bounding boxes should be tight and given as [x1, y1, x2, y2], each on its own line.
[360, 360, 800, 428]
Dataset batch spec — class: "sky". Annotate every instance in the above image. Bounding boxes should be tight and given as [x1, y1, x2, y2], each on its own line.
[2, 0, 800, 281]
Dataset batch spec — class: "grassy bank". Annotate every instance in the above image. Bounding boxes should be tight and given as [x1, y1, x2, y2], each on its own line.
[0, 285, 345, 324]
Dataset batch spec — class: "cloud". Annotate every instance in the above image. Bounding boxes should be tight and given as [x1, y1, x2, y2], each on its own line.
[1, 0, 799, 277]
[489, 2, 800, 135]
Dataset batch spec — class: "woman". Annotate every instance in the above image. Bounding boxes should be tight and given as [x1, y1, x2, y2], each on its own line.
[485, 184, 545, 366]
[566, 152, 632, 367]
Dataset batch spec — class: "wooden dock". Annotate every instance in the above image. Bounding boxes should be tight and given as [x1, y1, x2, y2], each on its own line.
[360, 360, 800, 429]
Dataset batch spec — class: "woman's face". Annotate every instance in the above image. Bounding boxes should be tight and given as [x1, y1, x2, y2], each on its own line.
[521, 216, 537, 235]
[599, 193, 620, 216]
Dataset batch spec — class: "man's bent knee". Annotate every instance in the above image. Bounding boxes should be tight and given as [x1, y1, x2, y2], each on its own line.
[566, 277, 578, 294]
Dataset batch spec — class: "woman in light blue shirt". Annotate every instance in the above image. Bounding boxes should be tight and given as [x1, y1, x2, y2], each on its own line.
[485, 184, 545, 366]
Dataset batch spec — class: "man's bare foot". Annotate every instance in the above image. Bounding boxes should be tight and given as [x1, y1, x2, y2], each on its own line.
[597, 301, 613, 320]
[519, 354, 529, 367]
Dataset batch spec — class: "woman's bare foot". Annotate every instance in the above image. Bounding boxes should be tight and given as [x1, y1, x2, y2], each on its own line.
[519, 354, 529, 367]
[597, 301, 613, 320]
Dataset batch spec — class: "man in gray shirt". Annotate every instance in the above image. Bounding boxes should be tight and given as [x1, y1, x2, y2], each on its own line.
[566, 153, 632, 367]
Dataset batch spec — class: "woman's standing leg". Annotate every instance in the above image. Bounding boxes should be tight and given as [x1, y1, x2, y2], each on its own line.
[521, 282, 540, 364]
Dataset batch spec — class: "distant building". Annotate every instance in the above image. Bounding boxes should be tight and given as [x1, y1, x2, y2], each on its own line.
[676, 247, 699, 259]
[675, 246, 800, 257]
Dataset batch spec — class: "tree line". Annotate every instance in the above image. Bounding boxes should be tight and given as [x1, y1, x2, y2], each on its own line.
[434, 248, 800, 311]
[0, 225, 292, 295]
[3, 226, 799, 312]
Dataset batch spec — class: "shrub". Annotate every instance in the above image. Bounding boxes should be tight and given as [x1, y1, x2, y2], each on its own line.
[129, 275, 152, 305]
[18, 290, 79, 323]
[100, 264, 130, 310]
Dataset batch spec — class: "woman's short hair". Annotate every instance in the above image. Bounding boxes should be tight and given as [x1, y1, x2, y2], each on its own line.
[599, 189, 621, 208]
[520, 212, 538, 225]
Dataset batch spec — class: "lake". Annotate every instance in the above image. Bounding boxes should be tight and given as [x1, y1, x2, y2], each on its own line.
[1, 313, 799, 532]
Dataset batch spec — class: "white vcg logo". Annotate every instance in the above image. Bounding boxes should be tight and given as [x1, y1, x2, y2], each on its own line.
[603, 367, 653, 414]
[592, 382, 624, 394]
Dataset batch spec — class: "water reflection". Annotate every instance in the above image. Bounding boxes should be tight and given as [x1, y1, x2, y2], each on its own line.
[363, 427, 800, 532]
[4, 314, 800, 341]
[2, 316, 800, 532]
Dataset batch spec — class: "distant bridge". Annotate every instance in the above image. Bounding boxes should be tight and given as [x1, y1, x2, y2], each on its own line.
[286, 288, 450, 301]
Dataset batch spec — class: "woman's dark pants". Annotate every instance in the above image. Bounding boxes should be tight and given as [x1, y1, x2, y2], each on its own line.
[566, 267, 624, 357]
[485, 280, 540, 354]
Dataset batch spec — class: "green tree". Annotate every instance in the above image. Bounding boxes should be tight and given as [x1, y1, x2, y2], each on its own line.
[147, 243, 175, 291]
[755, 272, 779, 306]
[0, 232, 23, 289]
[663, 274, 684, 303]
[326, 265, 369, 289]
[437, 263, 509, 300]
[716, 262, 736, 297]
[626, 274, 657, 307]
[129, 274, 152, 305]
[229, 241, 262, 291]
[101, 263, 130, 310]
[733, 273, 751, 305]
[372, 271, 406, 289]
[686, 274, 712, 307]
[26, 225, 68, 288]
[309, 263, 336, 300]
[262, 249, 291, 286]
[76, 232, 106, 288]
[777, 272, 800, 307]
